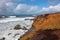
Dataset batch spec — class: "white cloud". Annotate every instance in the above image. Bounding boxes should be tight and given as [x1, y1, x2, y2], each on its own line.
[0, 0, 60, 15]
[40, 4, 60, 14]
[14, 4, 40, 14]
[27, 6, 40, 12]
[14, 3, 60, 15]
[5, 2, 13, 7]
[0, 0, 17, 15]
[0, 0, 27, 15]
[15, 4, 30, 11]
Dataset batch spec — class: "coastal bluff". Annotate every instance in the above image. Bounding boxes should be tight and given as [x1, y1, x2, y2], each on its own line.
[20, 12, 60, 40]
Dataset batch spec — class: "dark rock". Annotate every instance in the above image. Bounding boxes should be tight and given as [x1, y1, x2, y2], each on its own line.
[14, 24, 21, 30]
[29, 29, 60, 40]
[8, 33, 11, 35]
[13, 33, 20, 37]
[22, 27, 27, 30]
[0, 37, 5, 40]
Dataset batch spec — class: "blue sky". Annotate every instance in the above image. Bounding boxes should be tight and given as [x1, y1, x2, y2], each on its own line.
[0, 0, 60, 16]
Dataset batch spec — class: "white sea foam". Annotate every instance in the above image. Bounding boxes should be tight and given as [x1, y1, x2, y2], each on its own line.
[0, 17, 34, 23]
[0, 18, 25, 23]
[9, 16, 16, 18]
[0, 17, 34, 40]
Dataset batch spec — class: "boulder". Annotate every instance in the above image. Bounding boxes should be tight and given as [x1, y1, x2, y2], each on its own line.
[14, 24, 21, 30]
[0, 37, 5, 40]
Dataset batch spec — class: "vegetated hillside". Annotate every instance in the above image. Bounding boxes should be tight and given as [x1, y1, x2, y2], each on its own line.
[20, 12, 60, 40]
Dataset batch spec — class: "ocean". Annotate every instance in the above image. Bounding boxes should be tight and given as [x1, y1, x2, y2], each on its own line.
[0, 16, 34, 40]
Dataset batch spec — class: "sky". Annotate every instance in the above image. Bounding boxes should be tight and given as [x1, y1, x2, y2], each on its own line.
[0, 0, 60, 16]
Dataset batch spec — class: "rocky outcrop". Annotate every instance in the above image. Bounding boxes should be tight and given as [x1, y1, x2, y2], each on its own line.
[20, 12, 60, 40]
[14, 24, 21, 30]
[0, 37, 5, 40]
[33, 13, 60, 30]
[14, 24, 27, 30]
[29, 29, 60, 40]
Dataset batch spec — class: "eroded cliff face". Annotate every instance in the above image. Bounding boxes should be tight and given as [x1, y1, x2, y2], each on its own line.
[29, 29, 60, 40]
[33, 13, 60, 31]
[20, 13, 60, 40]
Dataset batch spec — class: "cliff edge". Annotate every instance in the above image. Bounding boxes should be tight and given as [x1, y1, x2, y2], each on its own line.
[20, 12, 60, 40]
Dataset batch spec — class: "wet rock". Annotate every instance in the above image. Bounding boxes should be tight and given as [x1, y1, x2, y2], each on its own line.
[13, 33, 20, 38]
[22, 26, 27, 30]
[8, 33, 11, 35]
[14, 24, 21, 30]
[18, 38, 20, 40]
[0, 37, 5, 40]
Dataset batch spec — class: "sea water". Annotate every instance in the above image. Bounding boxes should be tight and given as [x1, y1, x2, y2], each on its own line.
[0, 17, 34, 40]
